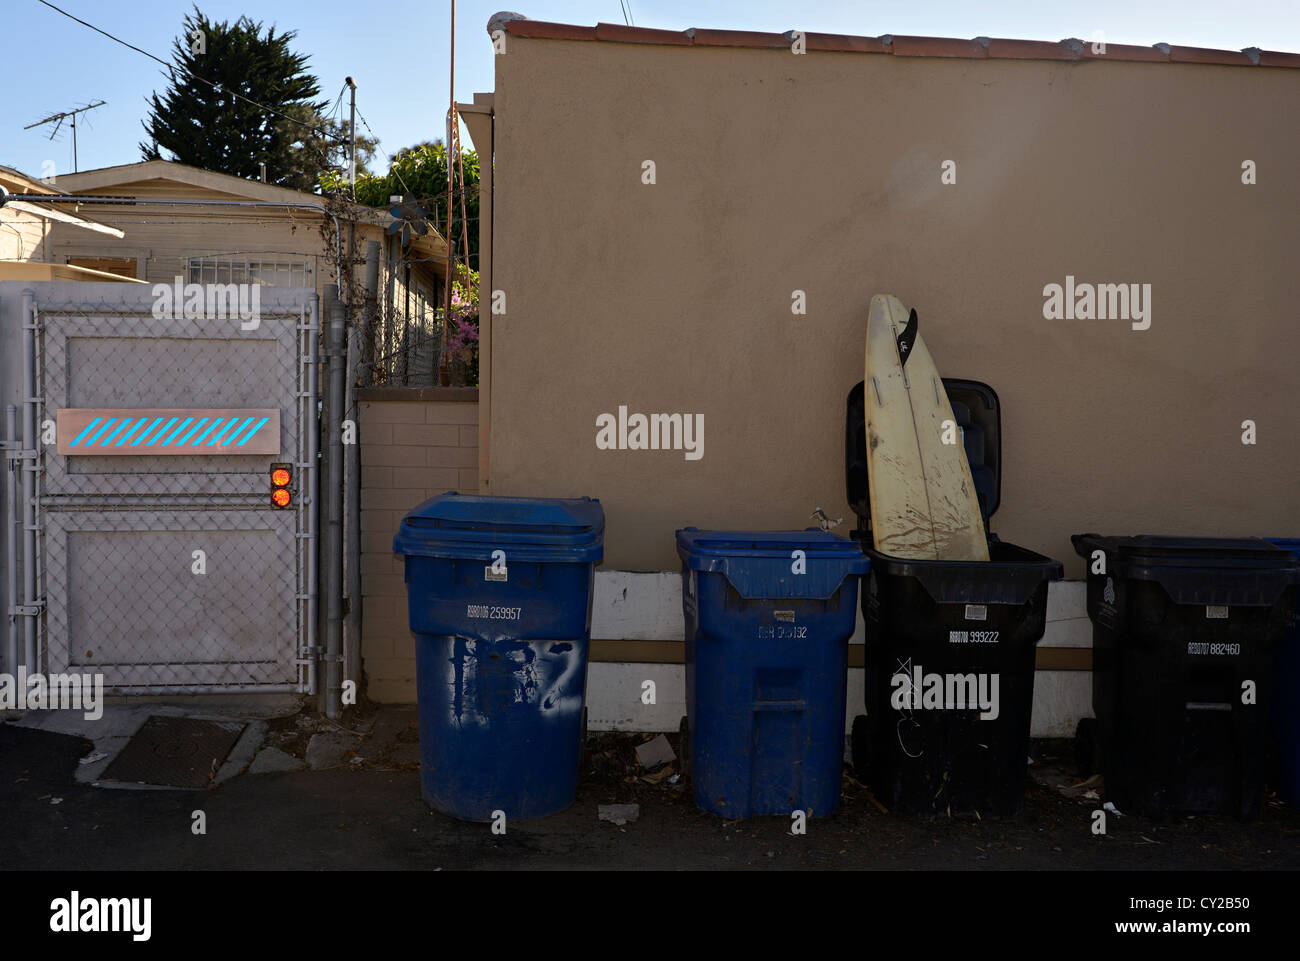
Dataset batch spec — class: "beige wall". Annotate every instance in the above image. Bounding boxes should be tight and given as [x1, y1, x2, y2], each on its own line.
[0, 206, 47, 263]
[489, 38, 1300, 576]
[358, 391, 478, 702]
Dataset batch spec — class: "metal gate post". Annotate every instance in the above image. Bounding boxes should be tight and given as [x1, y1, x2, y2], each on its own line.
[4, 404, 18, 673]
[343, 248, 373, 696]
[20, 289, 39, 670]
[305, 296, 321, 697]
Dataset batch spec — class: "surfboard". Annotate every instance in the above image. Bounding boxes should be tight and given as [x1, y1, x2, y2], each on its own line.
[864, 294, 990, 562]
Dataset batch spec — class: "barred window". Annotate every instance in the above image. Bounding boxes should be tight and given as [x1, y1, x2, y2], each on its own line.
[185, 258, 310, 287]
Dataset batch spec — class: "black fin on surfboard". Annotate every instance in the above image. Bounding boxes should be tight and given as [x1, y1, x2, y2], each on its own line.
[896, 309, 919, 367]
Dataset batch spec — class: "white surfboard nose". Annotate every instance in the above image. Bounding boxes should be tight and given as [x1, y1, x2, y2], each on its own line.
[864, 294, 990, 562]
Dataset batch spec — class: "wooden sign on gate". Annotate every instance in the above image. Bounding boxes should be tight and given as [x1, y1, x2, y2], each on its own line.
[55, 408, 281, 456]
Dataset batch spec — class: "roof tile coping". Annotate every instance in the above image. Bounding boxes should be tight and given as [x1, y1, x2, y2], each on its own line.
[492, 14, 1298, 68]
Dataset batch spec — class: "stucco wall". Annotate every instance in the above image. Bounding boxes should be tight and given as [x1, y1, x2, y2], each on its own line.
[489, 38, 1300, 575]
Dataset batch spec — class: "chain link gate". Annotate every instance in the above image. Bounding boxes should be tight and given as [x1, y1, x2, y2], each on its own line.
[4, 281, 319, 695]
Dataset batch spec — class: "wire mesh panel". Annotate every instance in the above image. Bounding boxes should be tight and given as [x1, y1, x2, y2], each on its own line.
[44, 510, 297, 692]
[41, 309, 302, 499]
[29, 285, 316, 694]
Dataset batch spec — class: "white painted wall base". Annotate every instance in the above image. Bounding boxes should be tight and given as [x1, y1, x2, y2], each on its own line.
[585, 571, 1094, 739]
[586, 662, 685, 732]
[1031, 670, 1093, 738]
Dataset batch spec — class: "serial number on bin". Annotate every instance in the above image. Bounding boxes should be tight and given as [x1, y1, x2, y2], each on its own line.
[466, 605, 523, 620]
[950, 631, 999, 644]
[757, 625, 808, 639]
[1187, 642, 1240, 656]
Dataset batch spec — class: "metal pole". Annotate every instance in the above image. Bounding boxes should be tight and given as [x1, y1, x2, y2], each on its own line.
[346, 77, 357, 200]
[20, 290, 37, 670]
[5, 405, 18, 674]
[305, 296, 321, 699]
[343, 243, 377, 690]
[342, 324, 360, 693]
[442, 0, 457, 386]
[323, 287, 345, 718]
[344, 76, 358, 341]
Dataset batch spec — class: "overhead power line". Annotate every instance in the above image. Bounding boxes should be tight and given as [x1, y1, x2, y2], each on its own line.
[34, 0, 467, 219]
[352, 105, 417, 204]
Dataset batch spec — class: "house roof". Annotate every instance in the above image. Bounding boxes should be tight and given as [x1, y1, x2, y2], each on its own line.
[55, 159, 346, 204]
[0, 165, 52, 194]
[49, 159, 449, 257]
[491, 15, 1300, 69]
[0, 165, 125, 238]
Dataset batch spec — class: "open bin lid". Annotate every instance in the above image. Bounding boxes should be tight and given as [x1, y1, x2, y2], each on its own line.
[1073, 533, 1300, 605]
[394, 492, 604, 563]
[846, 377, 1001, 530]
[676, 528, 869, 600]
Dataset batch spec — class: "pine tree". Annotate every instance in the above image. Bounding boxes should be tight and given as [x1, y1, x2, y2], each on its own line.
[139, 6, 329, 190]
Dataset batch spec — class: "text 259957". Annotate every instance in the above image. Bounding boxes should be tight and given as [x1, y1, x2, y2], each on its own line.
[467, 605, 522, 620]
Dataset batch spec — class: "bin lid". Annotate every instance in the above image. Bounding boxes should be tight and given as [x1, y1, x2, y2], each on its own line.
[393, 492, 604, 563]
[846, 377, 1002, 528]
[676, 528, 870, 600]
[1072, 534, 1300, 606]
[1072, 533, 1300, 572]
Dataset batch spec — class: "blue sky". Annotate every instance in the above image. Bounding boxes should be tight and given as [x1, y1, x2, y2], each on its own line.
[3, 1, 1296, 182]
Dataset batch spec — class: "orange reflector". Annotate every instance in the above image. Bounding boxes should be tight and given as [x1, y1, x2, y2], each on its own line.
[271, 488, 292, 508]
[271, 468, 291, 487]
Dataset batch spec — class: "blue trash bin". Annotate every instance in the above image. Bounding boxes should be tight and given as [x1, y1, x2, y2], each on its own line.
[676, 528, 869, 819]
[393, 492, 604, 821]
[1268, 538, 1300, 808]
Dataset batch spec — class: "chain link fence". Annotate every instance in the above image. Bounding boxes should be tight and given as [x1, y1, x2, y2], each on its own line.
[22, 286, 316, 694]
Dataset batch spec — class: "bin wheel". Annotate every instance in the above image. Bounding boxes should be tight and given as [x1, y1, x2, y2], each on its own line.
[578, 706, 589, 769]
[851, 714, 870, 780]
[1075, 717, 1101, 779]
[679, 715, 690, 780]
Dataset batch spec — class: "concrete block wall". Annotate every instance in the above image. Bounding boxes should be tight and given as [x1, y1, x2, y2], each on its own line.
[357, 388, 478, 701]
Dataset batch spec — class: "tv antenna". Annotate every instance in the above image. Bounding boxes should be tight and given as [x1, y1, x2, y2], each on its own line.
[24, 101, 107, 173]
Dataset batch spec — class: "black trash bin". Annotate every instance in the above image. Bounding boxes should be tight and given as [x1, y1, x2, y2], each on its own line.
[1072, 533, 1300, 819]
[845, 379, 1063, 817]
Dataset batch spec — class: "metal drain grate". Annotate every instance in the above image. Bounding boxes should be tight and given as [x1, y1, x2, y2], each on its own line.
[99, 716, 246, 789]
